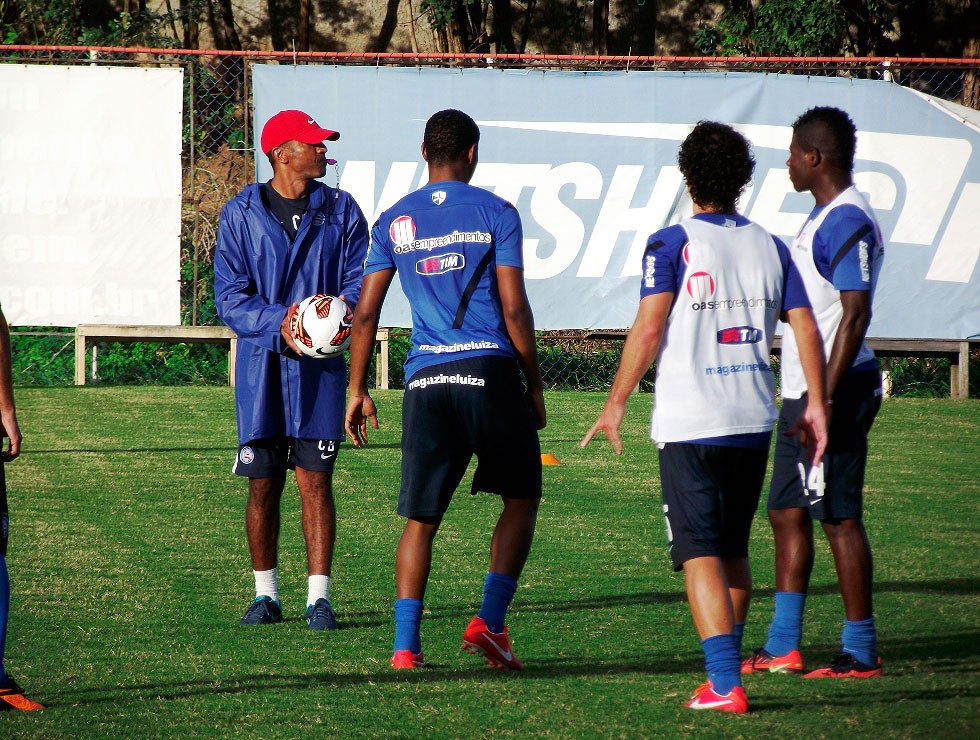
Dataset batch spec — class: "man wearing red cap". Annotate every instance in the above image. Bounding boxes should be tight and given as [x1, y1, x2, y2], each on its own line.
[214, 109, 369, 631]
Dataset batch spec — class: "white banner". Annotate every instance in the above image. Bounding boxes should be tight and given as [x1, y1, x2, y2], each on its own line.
[254, 66, 980, 339]
[0, 65, 183, 327]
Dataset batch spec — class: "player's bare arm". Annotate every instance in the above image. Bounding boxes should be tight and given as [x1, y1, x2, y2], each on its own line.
[826, 289, 872, 397]
[345, 269, 394, 447]
[496, 264, 547, 430]
[0, 308, 21, 461]
[784, 305, 829, 466]
[581, 292, 671, 455]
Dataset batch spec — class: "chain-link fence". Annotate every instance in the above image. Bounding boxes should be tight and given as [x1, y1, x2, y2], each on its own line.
[4, 46, 978, 392]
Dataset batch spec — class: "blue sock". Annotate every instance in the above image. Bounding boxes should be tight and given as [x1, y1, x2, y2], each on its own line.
[392, 598, 423, 654]
[734, 622, 746, 656]
[842, 617, 877, 666]
[703, 633, 741, 696]
[0, 555, 8, 683]
[478, 572, 518, 633]
[764, 592, 806, 656]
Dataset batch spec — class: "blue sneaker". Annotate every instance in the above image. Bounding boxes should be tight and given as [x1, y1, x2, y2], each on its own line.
[239, 595, 282, 625]
[305, 597, 339, 631]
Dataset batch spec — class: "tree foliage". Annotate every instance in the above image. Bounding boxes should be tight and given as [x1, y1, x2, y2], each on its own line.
[694, 0, 927, 57]
[0, 0, 975, 62]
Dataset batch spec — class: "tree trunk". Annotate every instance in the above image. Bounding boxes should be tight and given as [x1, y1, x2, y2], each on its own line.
[593, 0, 608, 55]
[452, 0, 487, 52]
[517, 0, 536, 53]
[963, 36, 980, 109]
[406, 0, 420, 53]
[299, 0, 311, 51]
[371, 0, 401, 52]
[490, 0, 516, 53]
[181, 0, 200, 48]
[208, 0, 242, 50]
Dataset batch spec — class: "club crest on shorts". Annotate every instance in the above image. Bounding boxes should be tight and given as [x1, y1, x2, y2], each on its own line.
[239, 446, 255, 465]
[431, 190, 447, 205]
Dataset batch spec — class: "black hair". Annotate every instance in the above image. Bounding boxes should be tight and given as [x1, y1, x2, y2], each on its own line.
[423, 109, 480, 164]
[677, 121, 755, 213]
[792, 106, 857, 173]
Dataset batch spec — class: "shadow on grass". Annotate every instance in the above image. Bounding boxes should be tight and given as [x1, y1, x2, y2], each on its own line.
[23, 444, 404, 453]
[337, 577, 980, 630]
[43, 626, 980, 708]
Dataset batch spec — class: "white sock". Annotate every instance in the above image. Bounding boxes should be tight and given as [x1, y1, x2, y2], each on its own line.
[307, 574, 330, 607]
[254, 568, 279, 602]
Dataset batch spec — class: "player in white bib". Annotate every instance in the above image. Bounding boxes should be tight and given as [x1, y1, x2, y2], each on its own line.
[582, 122, 828, 713]
[742, 107, 886, 680]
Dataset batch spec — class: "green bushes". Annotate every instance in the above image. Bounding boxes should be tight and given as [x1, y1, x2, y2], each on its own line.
[10, 330, 977, 398]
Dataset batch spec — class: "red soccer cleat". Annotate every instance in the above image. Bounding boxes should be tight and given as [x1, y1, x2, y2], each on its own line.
[741, 647, 805, 675]
[804, 653, 883, 678]
[461, 616, 523, 670]
[0, 677, 44, 711]
[391, 649, 426, 669]
[687, 681, 749, 713]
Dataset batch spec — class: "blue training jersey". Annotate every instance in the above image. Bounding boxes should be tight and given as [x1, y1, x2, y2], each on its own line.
[808, 202, 880, 292]
[365, 180, 522, 380]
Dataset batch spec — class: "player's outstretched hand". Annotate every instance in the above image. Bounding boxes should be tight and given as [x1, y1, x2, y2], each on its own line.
[579, 401, 626, 455]
[280, 304, 302, 356]
[788, 398, 829, 468]
[345, 393, 379, 448]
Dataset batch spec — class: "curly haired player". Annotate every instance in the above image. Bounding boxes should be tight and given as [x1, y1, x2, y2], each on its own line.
[582, 121, 828, 713]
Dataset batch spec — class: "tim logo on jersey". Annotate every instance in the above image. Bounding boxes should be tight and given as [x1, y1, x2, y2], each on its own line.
[717, 326, 762, 345]
[416, 252, 465, 275]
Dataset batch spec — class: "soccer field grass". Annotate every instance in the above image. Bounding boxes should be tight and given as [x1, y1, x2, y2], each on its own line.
[2, 388, 978, 738]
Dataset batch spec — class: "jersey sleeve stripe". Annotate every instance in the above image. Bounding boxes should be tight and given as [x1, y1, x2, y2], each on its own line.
[829, 223, 873, 275]
[452, 248, 495, 329]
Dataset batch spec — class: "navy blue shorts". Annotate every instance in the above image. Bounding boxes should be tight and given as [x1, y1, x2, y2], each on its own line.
[768, 368, 882, 521]
[399, 356, 542, 519]
[659, 442, 768, 572]
[232, 437, 341, 478]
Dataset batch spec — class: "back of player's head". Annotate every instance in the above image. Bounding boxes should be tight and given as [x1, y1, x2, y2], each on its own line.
[792, 106, 857, 174]
[678, 121, 755, 213]
[424, 109, 480, 165]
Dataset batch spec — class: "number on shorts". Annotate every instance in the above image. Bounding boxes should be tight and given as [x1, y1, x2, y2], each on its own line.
[797, 461, 826, 506]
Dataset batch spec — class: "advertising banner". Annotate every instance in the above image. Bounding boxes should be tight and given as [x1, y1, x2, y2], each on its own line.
[254, 65, 980, 339]
[0, 64, 184, 327]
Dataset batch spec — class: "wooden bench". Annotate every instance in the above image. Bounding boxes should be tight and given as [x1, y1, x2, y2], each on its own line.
[772, 337, 975, 400]
[581, 331, 976, 399]
[74, 325, 392, 388]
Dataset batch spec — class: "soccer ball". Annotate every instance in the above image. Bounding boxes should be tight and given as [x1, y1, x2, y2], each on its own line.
[291, 294, 353, 359]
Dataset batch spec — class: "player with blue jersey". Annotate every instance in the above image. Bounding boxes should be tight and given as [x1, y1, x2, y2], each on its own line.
[582, 122, 828, 713]
[0, 304, 43, 711]
[743, 107, 886, 679]
[345, 109, 545, 671]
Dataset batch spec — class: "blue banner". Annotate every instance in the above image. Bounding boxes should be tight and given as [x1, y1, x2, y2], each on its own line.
[253, 66, 980, 339]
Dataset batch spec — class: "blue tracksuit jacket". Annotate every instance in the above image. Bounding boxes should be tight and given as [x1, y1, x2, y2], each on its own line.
[214, 181, 368, 443]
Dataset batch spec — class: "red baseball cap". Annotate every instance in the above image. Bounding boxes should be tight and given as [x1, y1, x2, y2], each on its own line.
[260, 110, 340, 154]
